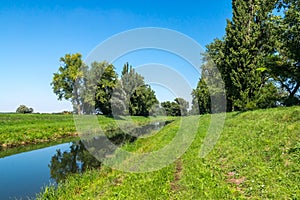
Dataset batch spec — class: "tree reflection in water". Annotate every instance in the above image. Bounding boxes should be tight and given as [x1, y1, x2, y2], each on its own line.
[49, 141, 101, 183]
[49, 120, 172, 182]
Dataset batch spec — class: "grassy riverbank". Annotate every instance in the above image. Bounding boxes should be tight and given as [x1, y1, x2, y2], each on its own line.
[0, 113, 172, 149]
[38, 106, 300, 199]
[0, 114, 76, 148]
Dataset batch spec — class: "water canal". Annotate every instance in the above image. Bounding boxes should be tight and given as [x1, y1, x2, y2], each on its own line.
[0, 121, 170, 199]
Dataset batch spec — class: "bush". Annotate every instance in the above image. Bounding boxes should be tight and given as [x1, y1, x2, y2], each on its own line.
[16, 105, 34, 114]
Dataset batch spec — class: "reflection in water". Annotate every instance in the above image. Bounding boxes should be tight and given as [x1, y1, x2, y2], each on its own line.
[49, 141, 101, 183]
[49, 121, 172, 182]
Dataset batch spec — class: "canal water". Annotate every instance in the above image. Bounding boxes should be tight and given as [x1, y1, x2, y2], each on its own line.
[0, 121, 170, 199]
[0, 142, 72, 199]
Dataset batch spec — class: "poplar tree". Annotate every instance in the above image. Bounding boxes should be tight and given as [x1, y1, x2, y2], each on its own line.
[218, 0, 278, 111]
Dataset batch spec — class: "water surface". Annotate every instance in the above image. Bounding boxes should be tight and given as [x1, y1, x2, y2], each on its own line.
[0, 142, 71, 200]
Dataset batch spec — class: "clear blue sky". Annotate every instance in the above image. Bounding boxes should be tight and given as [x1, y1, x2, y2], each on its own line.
[0, 0, 232, 113]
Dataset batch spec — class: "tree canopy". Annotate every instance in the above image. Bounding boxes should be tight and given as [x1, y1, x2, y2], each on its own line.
[194, 0, 298, 112]
[51, 53, 86, 114]
[16, 105, 34, 114]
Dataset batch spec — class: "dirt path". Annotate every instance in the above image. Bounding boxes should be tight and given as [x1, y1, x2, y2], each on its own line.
[170, 158, 183, 191]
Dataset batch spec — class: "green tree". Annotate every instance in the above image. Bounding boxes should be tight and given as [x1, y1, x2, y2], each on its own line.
[161, 98, 188, 116]
[16, 105, 34, 114]
[51, 53, 86, 114]
[208, 0, 278, 111]
[119, 63, 158, 116]
[192, 79, 210, 115]
[129, 84, 158, 116]
[174, 98, 189, 116]
[86, 61, 118, 115]
[121, 63, 144, 98]
[192, 53, 226, 114]
[110, 81, 127, 116]
[266, 0, 300, 105]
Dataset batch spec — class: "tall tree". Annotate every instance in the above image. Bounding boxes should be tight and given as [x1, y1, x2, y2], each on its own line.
[121, 62, 144, 98]
[211, 0, 278, 111]
[192, 78, 210, 115]
[119, 63, 158, 116]
[110, 81, 127, 116]
[51, 53, 86, 114]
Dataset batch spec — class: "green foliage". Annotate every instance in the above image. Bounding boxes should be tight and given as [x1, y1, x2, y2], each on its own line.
[174, 98, 189, 116]
[161, 98, 189, 116]
[51, 56, 159, 116]
[117, 63, 158, 117]
[16, 105, 34, 114]
[192, 79, 210, 114]
[85, 61, 118, 115]
[192, 54, 226, 114]
[51, 53, 86, 114]
[266, 1, 300, 106]
[161, 101, 180, 116]
[205, 0, 279, 112]
[129, 84, 158, 116]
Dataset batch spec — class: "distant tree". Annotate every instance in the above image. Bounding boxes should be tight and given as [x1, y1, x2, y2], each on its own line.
[16, 105, 33, 114]
[192, 78, 210, 115]
[51, 53, 86, 114]
[129, 84, 158, 116]
[174, 98, 189, 116]
[117, 63, 158, 116]
[149, 103, 164, 117]
[161, 98, 188, 116]
[191, 53, 226, 115]
[110, 81, 127, 116]
[121, 62, 144, 104]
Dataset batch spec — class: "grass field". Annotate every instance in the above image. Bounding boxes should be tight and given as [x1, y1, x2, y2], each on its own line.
[0, 113, 172, 148]
[37, 106, 300, 199]
[0, 114, 76, 148]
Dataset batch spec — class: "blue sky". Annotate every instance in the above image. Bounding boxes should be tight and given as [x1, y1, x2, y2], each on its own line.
[0, 0, 232, 113]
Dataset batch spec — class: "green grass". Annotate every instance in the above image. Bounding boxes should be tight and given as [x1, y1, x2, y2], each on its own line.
[0, 113, 76, 148]
[0, 113, 172, 148]
[38, 106, 300, 199]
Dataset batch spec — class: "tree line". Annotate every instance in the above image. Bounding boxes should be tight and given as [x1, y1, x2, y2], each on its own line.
[52, 0, 299, 115]
[191, 0, 300, 114]
[51, 54, 189, 116]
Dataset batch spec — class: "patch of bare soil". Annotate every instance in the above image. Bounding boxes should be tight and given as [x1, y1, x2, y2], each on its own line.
[170, 158, 183, 191]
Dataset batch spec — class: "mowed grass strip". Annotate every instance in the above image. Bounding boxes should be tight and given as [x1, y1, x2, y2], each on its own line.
[38, 106, 300, 199]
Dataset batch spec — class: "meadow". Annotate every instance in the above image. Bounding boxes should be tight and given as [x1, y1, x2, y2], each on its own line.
[37, 106, 300, 199]
[0, 113, 172, 149]
[0, 113, 76, 148]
